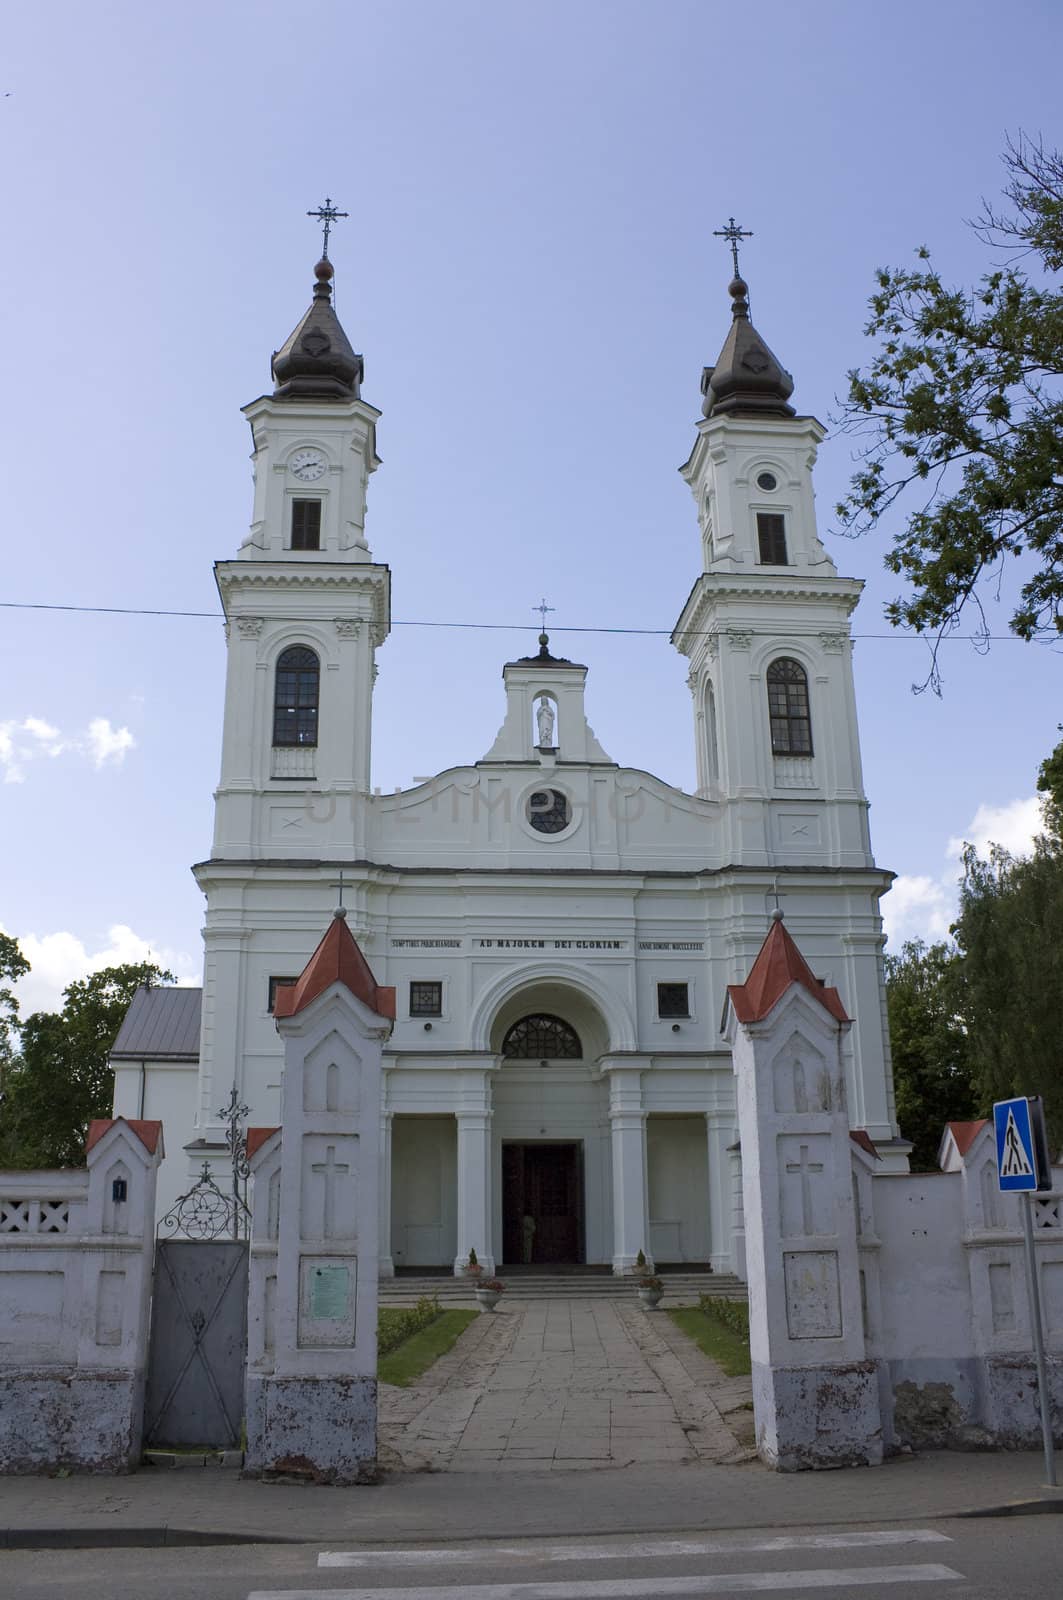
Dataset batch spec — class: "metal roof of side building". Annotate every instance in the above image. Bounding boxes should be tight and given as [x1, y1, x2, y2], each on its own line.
[110, 984, 202, 1061]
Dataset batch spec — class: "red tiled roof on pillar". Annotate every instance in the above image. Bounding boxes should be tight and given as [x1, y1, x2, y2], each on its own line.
[85, 1117, 164, 1156]
[727, 912, 849, 1026]
[944, 1119, 989, 1158]
[273, 911, 396, 1021]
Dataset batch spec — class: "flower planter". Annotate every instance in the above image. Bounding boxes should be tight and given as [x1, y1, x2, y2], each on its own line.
[637, 1286, 663, 1310]
[475, 1287, 501, 1312]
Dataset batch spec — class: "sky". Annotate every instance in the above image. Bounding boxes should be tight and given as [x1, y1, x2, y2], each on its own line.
[2, 0, 1061, 1014]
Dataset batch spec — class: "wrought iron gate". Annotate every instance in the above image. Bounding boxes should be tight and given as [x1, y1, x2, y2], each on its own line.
[143, 1164, 250, 1450]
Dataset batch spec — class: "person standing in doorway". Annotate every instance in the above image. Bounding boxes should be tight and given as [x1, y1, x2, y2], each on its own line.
[522, 1212, 536, 1264]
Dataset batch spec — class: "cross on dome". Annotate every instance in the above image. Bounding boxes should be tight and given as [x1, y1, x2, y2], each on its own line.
[306, 197, 349, 259]
[713, 215, 753, 279]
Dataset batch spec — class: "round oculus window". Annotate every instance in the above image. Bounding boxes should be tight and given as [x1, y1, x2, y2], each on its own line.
[527, 788, 571, 834]
[756, 470, 778, 492]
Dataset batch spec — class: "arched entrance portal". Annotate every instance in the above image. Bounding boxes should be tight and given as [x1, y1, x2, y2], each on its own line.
[490, 982, 610, 1267]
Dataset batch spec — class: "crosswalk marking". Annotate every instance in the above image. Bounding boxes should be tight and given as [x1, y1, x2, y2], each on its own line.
[249, 1563, 963, 1600]
[319, 1529, 953, 1568]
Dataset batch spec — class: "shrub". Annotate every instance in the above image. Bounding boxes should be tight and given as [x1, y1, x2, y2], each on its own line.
[378, 1295, 443, 1356]
[697, 1295, 749, 1339]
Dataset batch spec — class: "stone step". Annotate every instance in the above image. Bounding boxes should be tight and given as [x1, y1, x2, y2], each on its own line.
[379, 1272, 748, 1303]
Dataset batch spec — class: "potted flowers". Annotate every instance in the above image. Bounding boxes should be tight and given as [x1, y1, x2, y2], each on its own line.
[463, 1248, 482, 1277]
[475, 1276, 505, 1312]
[637, 1274, 663, 1310]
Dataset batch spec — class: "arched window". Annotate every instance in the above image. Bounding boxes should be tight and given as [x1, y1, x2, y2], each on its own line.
[704, 679, 719, 784]
[272, 646, 320, 747]
[502, 1014, 582, 1060]
[766, 657, 812, 756]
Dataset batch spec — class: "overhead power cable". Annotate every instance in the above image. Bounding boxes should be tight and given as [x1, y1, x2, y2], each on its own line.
[0, 598, 1055, 645]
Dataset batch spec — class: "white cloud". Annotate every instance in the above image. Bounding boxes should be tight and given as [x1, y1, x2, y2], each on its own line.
[85, 718, 136, 769]
[881, 874, 955, 947]
[883, 793, 1047, 951]
[0, 715, 136, 784]
[2, 923, 199, 1016]
[946, 796, 1043, 862]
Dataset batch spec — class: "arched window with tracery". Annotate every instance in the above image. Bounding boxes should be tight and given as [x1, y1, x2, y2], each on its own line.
[766, 657, 812, 756]
[502, 1013, 582, 1060]
[272, 646, 320, 747]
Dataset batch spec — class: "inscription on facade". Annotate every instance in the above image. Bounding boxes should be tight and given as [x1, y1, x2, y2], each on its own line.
[389, 934, 669, 952]
[638, 941, 705, 951]
[390, 939, 462, 948]
[475, 938, 627, 950]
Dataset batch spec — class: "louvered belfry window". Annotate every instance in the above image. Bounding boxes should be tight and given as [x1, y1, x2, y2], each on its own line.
[502, 1013, 582, 1060]
[756, 512, 788, 565]
[272, 646, 320, 746]
[767, 657, 813, 756]
[291, 499, 322, 550]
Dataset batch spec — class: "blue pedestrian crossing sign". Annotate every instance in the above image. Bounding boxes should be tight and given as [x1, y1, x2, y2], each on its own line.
[994, 1097, 1051, 1192]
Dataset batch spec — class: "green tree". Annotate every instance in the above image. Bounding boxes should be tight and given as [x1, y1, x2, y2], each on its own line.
[0, 961, 173, 1169]
[0, 932, 30, 1094]
[836, 134, 1063, 681]
[1036, 727, 1063, 841]
[885, 938, 975, 1170]
[952, 836, 1063, 1150]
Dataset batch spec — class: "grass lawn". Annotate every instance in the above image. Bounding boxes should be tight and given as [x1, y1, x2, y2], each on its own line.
[667, 1306, 751, 1376]
[378, 1308, 479, 1387]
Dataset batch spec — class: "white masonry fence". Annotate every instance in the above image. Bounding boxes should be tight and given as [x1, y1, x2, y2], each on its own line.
[0, 1118, 162, 1473]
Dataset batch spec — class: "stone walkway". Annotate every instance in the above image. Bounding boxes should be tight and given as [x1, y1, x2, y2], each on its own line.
[380, 1299, 754, 1472]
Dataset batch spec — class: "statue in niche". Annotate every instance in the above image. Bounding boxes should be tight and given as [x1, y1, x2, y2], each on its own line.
[536, 696, 556, 748]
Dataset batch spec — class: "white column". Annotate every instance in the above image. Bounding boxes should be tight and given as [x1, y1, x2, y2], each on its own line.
[705, 1112, 733, 1273]
[379, 1108, 394, 1278]
[608, 1067, 649, 1275]
[454, 1109, 494, 1275]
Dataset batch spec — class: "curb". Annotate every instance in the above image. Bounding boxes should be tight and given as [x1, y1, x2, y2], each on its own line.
[0, 1527, 305, 1550]
[954, 1494, 1063, 1518]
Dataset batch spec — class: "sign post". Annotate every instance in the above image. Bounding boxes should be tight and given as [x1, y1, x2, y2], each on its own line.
[994, 1096, 1056, 1487]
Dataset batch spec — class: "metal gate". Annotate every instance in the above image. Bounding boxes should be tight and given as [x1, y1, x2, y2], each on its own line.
[143, 1164, 250, 1450]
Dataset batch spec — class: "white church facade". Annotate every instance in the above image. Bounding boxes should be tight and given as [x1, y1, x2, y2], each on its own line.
[111, 251, 906, 1275]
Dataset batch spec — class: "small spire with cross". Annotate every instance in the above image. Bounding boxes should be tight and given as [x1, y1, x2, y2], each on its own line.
[713, 215, 753, 279]
[330, 868, 350, 921]
[307, 196, 349, 259]
[533, 597, 555, 657]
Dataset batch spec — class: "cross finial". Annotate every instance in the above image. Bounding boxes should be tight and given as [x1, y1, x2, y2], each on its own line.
[330, 868, 350, 920]
[534, 598, 555, 631]
[307, 197, 349, 259]
[713, 215, 753, 278]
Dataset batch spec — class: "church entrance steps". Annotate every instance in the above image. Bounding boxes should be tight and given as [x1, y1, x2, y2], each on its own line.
[379, 1271, 747, 1305]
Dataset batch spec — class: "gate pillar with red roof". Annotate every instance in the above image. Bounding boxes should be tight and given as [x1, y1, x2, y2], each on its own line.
[723, 911, 882, 1470]
[243, 909, 394, 1483]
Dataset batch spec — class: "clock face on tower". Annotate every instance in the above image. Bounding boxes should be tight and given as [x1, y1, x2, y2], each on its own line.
[290, 448, 327, 482]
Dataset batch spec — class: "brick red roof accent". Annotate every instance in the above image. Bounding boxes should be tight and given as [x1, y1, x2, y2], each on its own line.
[86, 1117, 163, 1156]
[945, 1119, 989, 1158]
[727, 916, 849, 1026]
[245, 1126, 280, 1161]
[273, 913, 396, 1022]
[850, 1129, 880, 1160]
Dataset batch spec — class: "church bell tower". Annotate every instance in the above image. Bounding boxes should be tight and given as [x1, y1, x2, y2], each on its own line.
[672, 269, 872, 872]
[210, 251, 391, 864]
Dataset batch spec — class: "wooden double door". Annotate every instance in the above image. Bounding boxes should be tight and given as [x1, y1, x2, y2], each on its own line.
[502, 1142, 584, 1265]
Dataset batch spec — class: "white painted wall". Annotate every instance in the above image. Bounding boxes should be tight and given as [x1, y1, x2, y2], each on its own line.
[390, 1116, 457, 1268]
[647, 1115, 710, 1263]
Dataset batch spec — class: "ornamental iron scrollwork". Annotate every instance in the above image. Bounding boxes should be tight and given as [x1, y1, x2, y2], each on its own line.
[158, 1162, 251, 1242]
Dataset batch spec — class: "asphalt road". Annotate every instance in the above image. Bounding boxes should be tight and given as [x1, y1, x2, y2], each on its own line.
[1, 1518, 1059, 1600]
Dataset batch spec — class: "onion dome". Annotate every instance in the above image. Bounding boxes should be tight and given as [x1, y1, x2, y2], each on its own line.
[701, 276, 795, 419]
[271, 258, 364, 402]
